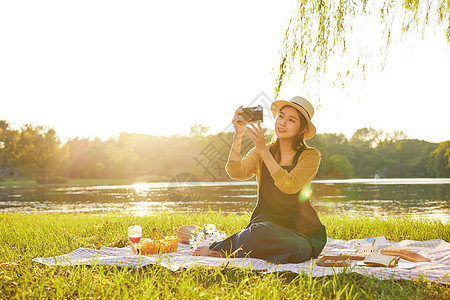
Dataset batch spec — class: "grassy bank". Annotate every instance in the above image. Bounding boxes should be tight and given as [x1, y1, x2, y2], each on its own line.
[1, 213, 449, 299]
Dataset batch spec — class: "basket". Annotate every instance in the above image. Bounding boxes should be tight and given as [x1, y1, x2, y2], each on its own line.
[131, 236, 178, 255]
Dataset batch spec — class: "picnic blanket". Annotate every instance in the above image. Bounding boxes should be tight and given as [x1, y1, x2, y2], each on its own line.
[33, 236, 450, 284]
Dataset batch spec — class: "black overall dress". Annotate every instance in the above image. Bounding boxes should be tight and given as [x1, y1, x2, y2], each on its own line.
[210, 150, 327, 264]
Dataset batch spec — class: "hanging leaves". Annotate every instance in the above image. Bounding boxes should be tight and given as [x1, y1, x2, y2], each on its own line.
[274, 0, 450, 100]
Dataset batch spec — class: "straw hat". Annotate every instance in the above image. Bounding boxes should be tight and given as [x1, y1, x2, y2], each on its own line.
[270, 96, 316, 139]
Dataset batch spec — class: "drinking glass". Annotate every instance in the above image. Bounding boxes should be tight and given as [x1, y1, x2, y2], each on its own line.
[128, 225, 142, 254]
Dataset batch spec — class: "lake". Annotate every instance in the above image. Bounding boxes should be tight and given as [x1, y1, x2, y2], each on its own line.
[1, 178, 449, 222]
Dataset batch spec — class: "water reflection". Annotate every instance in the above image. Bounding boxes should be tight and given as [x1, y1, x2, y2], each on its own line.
[0, 179, 449, 222]
[310, 181, 450, 222]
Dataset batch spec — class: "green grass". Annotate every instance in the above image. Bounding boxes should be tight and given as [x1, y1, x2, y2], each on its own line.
[1, 213, 449, 299]
[0, 179, 37, 186]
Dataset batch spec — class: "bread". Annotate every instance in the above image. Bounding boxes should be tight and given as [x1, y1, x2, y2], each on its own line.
[364, 253, 400, 267]
[338, 253, 366, 261]
[380, 248, 431, 263]
[316, 256, 350, 267]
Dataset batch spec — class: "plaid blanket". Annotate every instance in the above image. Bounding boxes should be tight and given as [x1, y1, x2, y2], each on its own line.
[33, 236, 450, 284]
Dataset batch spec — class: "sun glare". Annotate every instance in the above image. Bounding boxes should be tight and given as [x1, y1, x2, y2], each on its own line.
[298, 184, 313, 202]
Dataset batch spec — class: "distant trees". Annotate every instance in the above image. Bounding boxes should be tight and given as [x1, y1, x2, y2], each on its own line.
[427, 141, 450, 177]
[0, 120, 448, 183]
[324, 154, 355, 178]
[378, 139, 437, 177]
[0, 121, 19, 178]
[189, 124, 210, 137]
[0, 123, 69, 183]
[350, 127, 381, 147]
[308, 128, 440, 179]
[66, 133, 199, 181]
[66, 137, 108, 178]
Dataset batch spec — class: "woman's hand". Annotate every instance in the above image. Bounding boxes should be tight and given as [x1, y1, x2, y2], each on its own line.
[232, 105, 247, 134]
[246, 122, 266, 151]
[247, 122, 281, 176]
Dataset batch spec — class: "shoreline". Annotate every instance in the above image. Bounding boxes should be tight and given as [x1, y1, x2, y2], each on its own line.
[1, 210, 449, 225]
[2, 177, 450, 187]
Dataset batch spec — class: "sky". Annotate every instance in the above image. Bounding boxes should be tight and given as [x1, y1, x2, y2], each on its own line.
[1, 0, 449, 143]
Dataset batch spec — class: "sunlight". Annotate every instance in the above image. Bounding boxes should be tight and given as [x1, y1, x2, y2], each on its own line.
[127, 201, 163, 218]
[131, 183, 152, 195]
[298, 184, 313, 202]
[131, 182, 150, 189]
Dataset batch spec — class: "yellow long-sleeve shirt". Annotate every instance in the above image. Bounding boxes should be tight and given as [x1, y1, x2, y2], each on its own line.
[225, 147, 321, 194]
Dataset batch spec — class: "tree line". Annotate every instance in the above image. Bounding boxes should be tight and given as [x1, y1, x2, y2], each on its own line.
[0, 120, 449, 184]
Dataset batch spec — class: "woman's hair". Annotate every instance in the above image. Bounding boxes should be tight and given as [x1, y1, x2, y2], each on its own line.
[268, 105, 310, 163]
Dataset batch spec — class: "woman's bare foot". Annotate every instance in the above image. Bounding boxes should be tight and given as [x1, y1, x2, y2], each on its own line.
[193, 246, 210, 256]
[193, 247, 226, 257]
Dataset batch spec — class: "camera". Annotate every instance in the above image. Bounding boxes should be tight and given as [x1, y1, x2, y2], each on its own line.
[240, 105, 263, 123]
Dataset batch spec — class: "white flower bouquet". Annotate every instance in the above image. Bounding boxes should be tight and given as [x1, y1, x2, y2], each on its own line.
[189, 223, 227, 250]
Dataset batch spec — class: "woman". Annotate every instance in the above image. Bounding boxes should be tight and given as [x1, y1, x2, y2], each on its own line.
[194, 96, 326, 263]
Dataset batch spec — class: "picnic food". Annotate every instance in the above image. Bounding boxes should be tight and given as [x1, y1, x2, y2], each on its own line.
[316, 255, 351, 267]
[131, 228, 178, 255]
[358, 244, 378, 254]
[364, 253, 400, 267]
[338, 253, 366, 261]
[177, 225, 200, 244]
[151, 228, 165, 240]
[380, 248, 431, 263]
